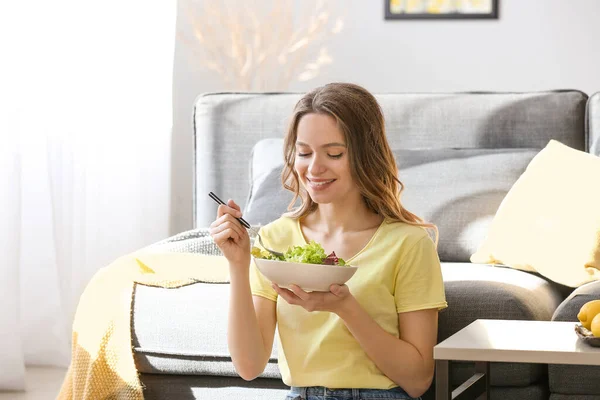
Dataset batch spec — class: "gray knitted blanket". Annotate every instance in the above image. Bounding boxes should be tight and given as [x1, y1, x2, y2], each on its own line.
[143, 227, 259, 256]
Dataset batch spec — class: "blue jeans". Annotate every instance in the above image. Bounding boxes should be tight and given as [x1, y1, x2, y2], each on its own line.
[285, 386, 421, 400]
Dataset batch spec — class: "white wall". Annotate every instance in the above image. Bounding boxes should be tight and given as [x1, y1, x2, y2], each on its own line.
[171, 0, 600, 233]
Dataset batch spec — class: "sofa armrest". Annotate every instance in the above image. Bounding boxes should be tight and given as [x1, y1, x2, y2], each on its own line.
[551, 280, 600, 321]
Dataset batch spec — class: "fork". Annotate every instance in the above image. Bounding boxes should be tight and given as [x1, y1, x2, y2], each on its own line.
[208, 192, 285, 258]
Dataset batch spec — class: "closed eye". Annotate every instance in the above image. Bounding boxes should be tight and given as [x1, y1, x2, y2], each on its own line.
[297, 152, 344, 158]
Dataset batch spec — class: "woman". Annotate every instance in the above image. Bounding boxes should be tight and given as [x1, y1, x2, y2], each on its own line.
[209, 83, 447, 400]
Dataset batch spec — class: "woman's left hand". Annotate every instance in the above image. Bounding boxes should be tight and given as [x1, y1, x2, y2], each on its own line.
[272, 283, 353, 314]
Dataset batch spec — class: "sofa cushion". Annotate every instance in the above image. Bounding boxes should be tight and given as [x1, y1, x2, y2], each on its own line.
[471, 140, 600, 287]
[244, 138, 538, 262]
[440, 262, 565, 386]
[243, 138, 298, 225]
[396, 148, 538, 262]
[548, 364, 600, 396]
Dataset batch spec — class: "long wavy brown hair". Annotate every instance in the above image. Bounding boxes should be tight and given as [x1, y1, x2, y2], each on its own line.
[281, 82, 438, 243]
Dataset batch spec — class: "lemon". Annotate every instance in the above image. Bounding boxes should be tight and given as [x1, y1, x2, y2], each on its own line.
[577, 299, 600, 330]
[592, 313, 600, 337]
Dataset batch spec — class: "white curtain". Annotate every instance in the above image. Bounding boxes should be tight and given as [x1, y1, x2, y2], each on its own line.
[0, 0, 176, 390]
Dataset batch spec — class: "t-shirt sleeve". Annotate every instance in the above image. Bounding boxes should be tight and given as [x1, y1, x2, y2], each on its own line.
[249, 227, 278, 302]
[394, 234, 448, 313]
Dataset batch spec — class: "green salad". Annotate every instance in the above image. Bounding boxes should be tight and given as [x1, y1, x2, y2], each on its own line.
[251, 240, 346, 266]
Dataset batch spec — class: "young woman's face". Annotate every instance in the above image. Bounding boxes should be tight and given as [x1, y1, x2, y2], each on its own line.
[294, 113, 359, 205]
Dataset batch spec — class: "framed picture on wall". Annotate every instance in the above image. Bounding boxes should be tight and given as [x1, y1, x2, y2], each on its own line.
[385, 0, 499, 20]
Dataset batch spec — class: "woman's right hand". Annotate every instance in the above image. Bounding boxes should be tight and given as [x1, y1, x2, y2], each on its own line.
[209, 199, 251, 270]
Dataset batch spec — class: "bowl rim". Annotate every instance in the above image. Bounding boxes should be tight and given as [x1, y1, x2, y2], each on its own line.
[253, 257, 357, 269]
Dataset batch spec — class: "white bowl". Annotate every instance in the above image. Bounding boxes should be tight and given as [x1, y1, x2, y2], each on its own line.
[253, 258, 358, 292]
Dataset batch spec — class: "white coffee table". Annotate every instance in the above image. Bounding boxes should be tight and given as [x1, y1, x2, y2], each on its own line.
[433, 319, 600, 400]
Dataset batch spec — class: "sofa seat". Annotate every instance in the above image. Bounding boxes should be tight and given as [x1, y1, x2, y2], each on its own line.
[549, 281, 600, 397]
[131, 260, 567, 390]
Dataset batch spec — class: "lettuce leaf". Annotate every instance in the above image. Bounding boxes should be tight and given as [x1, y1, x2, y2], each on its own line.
[251, 240, 347, 266]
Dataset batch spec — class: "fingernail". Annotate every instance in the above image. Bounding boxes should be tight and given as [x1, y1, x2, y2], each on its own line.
[237, 211, 242, 217]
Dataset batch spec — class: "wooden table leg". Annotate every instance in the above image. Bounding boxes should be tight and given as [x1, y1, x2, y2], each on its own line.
[435, 359, 451, 400]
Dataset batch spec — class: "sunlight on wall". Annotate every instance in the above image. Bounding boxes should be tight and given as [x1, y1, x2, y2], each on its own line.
[180, 0, 344, 91]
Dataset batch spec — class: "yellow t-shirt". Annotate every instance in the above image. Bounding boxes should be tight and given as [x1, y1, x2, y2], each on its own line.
[249, 216, 448, 389]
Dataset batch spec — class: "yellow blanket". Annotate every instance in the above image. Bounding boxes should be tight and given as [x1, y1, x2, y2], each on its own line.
[57, 251, 230, 400]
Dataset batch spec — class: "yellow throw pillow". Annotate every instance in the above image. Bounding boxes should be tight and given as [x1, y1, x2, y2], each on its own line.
[470, 140, 600, 288]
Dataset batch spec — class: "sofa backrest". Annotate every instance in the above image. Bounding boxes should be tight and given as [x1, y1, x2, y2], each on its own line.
[193, 90, 588, 261]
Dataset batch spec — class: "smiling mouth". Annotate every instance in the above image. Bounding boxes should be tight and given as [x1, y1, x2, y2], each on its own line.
[307, 178, 336, 186]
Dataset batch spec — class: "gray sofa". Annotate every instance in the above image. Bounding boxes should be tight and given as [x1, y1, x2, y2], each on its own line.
[132, 90, 600, 400]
